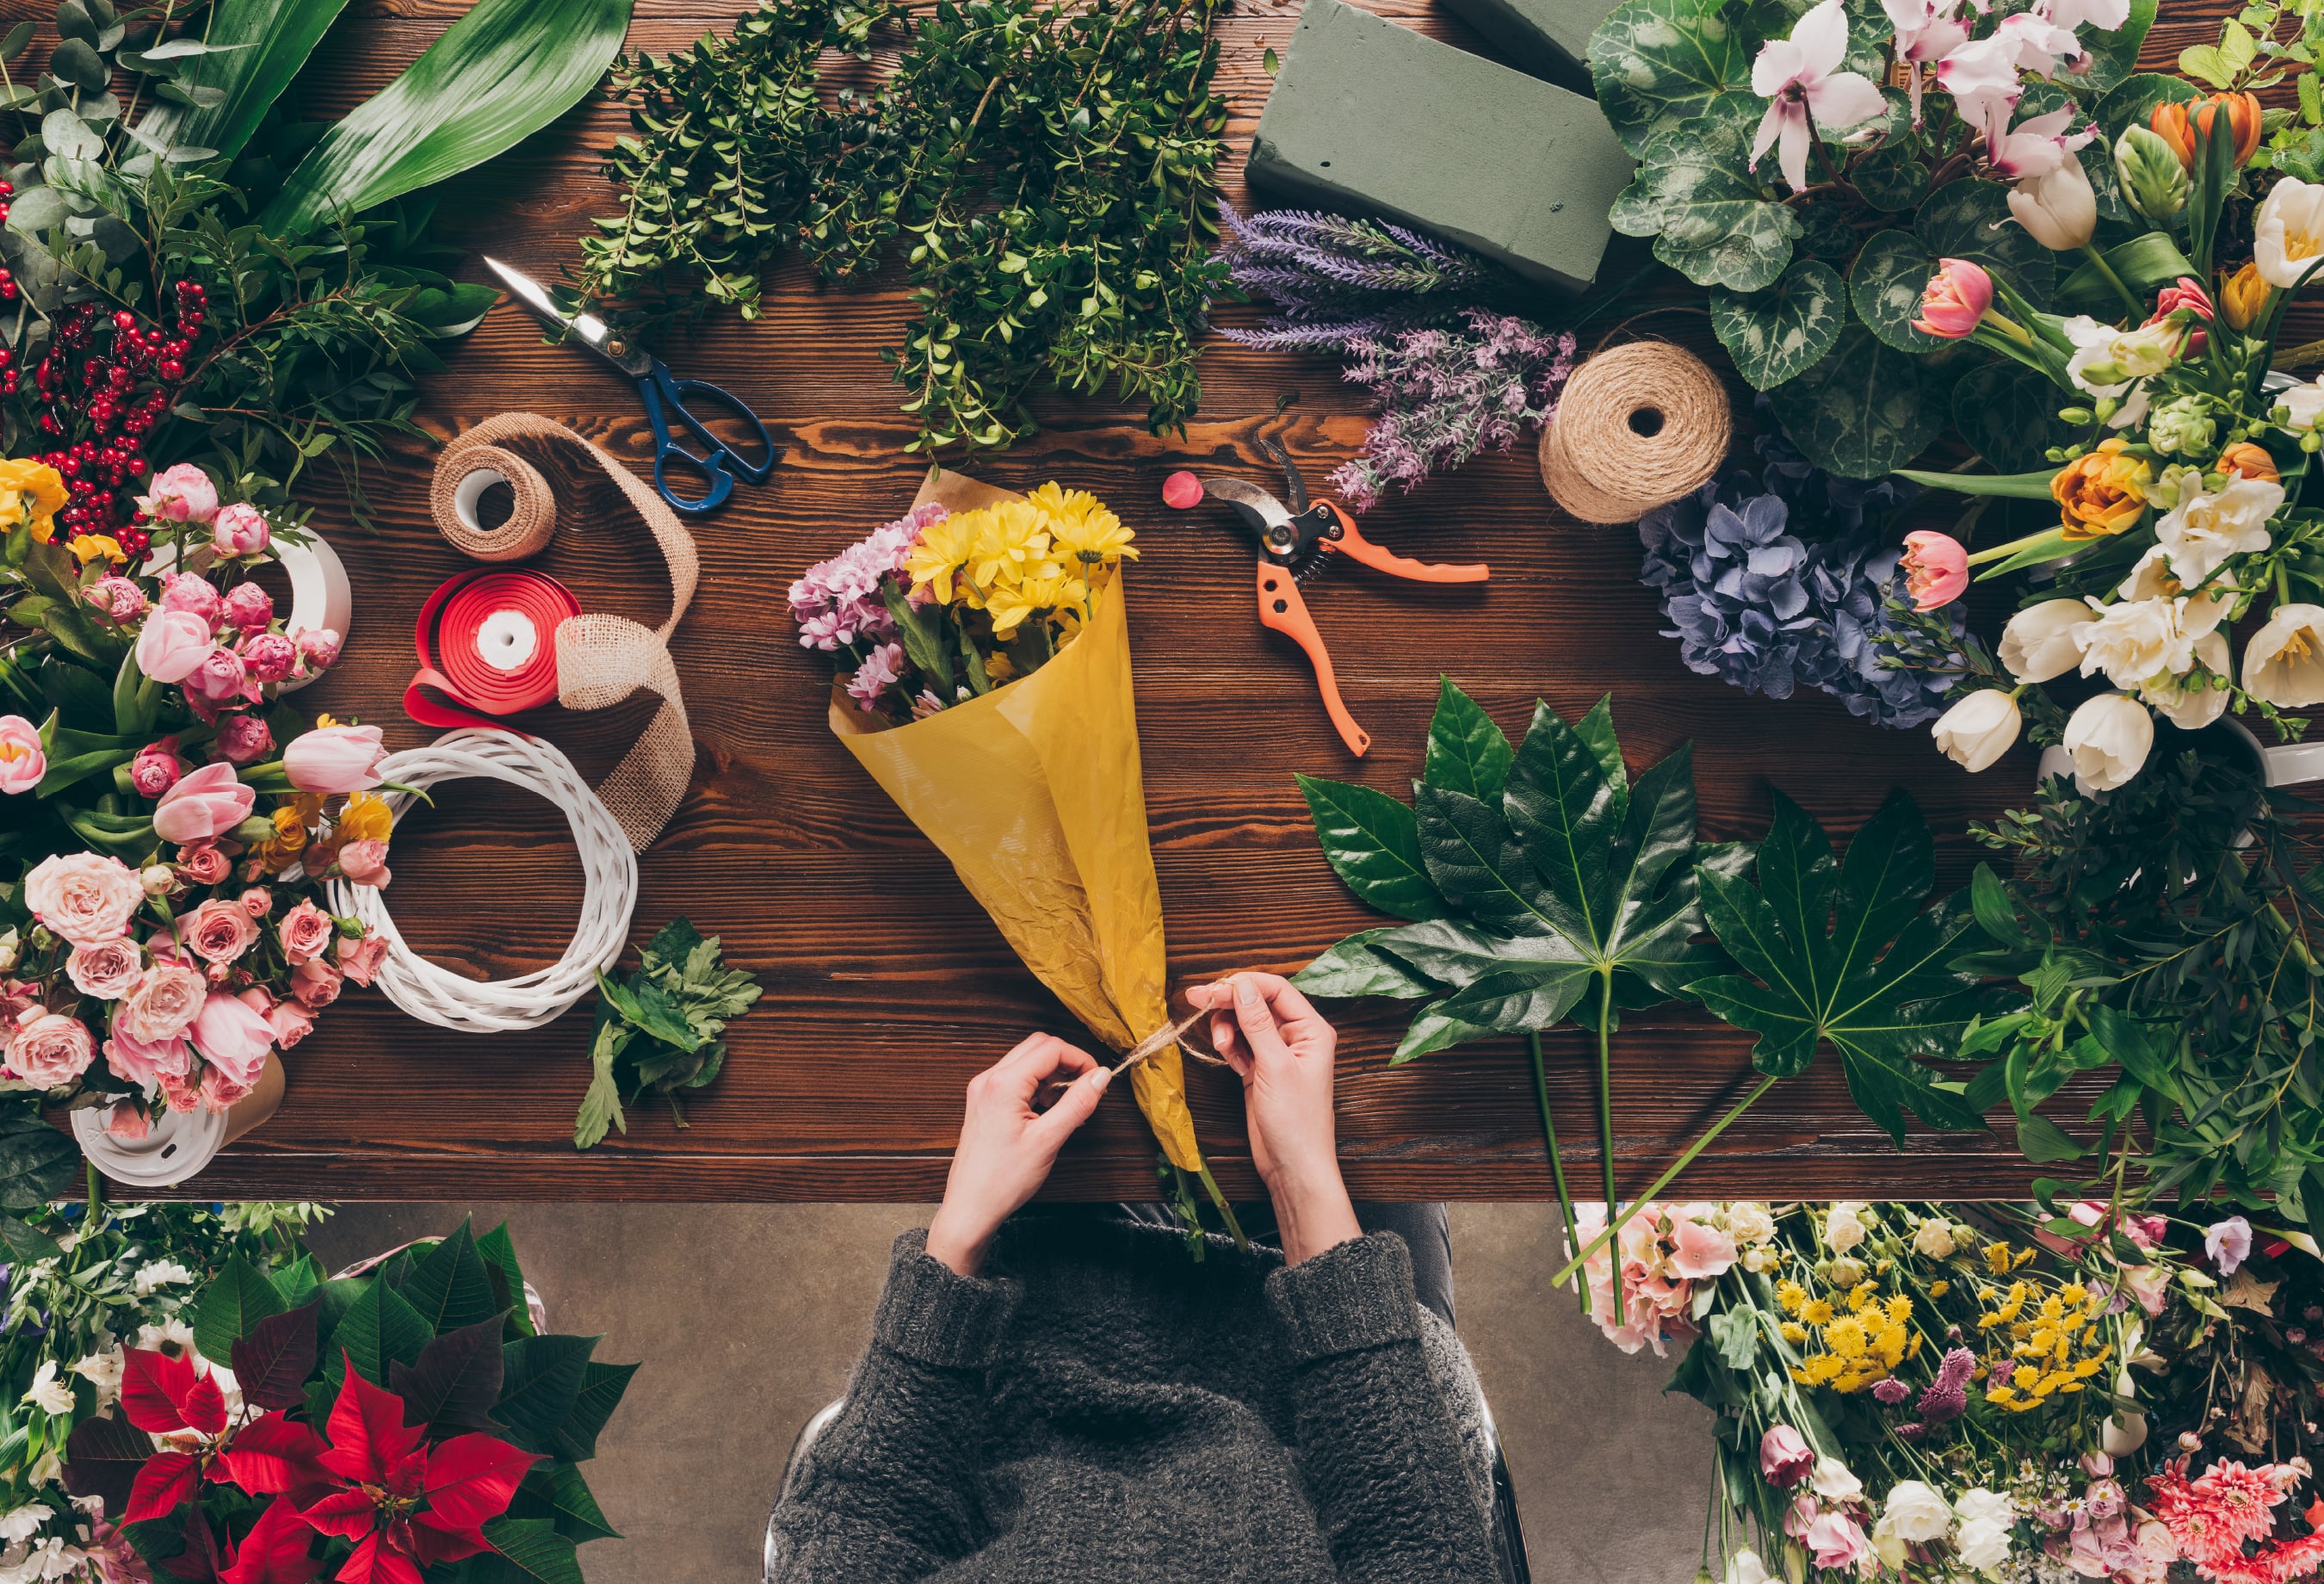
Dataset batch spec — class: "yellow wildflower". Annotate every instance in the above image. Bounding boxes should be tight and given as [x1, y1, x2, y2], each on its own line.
[1876, 1323, 1907, 1365]
[1800, 1299, 1834, 1327]
[983, 652, 1017, 683]
[1029, 482, 1137, 566]
[2012, 1246, 2037, 1270]
[1929, 1279, 1950, 1298]
[1849, 1282, 1881, 1312]
[1885, 1295, 1913, 1326]
[2061, 1283, 2087, 1306]
[338, 792, 392, 844]
[1776, 1281, 1808, 1314]
[1779, 1322, 1808, 1345]
[1986, 1241, 2015, 1275]
[986, 565, 1089, 640]
[1987, 1383, 2018, 1407]
[0, 457, 67, 541]
[1792, 1354, 1845, 1387]
[1825, 1318, 1869, 1358]
[67, 534, 125, 565]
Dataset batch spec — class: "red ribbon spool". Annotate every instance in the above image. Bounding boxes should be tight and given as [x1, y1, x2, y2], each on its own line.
[405, 568, 584, 733]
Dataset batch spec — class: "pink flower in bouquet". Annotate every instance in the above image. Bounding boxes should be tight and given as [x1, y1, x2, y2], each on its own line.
[213, 713, 273, 765]
[336, 932, 387, 987]
[239, 631, 296, 683]
[1914, 258, 1993, 337]
[1748, 0, 1888, 194]
[1669, 1213, 1739, 1279]
[242, 987, 314, 1051]
[238, 887, 272, 919]
[2151, 276, 2216, 355]
[173, 841, 232, 886]
[0, 715, 42, 795]
[285, 723, 385, 794]
[182, 644, 250, 708]
[157, 1068, 200, 1112]
[136, 609, 215, 684]
[336, 838, 391, 888]
[278, 900, 334, 965]
[158, 572, 221, 622]
[1902, 531, 1969, 611]
[294, 628, 341, 673]
[128, 738, 184, 798]
[219, 582, 272, 632]
[1804, 1510, 1871, 1573]
[1763, 1426, 1815, 1487]
[180, 897, 258, 965]
[2125, 1262, 2173, 1315]
[291, 956, 343, 1009]
[24, 852, 143, 946]
[104, 1022, 193, 1086]
[846, 641, 906, 711]
[2207, 1216, 2254, 1275]
[103, 1103, 149, 1142]
[7, 1012, 94, 1088]
[84, 576, 146, 622]
[153, 763, 254, 843]
[66, 937, 144, 1000]
[188, 992, 271, 1086]
[200, 1062, 253, 1112]
[117, 961, 207, 1045]
[136, 463, 219, 524]
[210, 504, 269, 557]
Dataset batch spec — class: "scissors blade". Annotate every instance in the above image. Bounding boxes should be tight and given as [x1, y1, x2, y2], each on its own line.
[483, 257, 647, 374]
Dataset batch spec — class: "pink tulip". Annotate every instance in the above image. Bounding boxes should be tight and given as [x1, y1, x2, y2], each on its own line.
[1902, 530, 1970, 611]
[210, 504, 270, 557]
[136, 462, 219, 525]
[135, 609, 215, 685]
[285, 724, 386, 795]
[0, 714, 43, 795]
[1913, 257, 1993, 338]
[1761, 1426, 1814, 1487]
[188, 991, 272, 1086]
[152, 762, 255, 844]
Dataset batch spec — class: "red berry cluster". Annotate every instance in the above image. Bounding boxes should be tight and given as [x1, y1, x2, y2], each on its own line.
[26, 277, 207, 557]
[0, 181, 17, 307]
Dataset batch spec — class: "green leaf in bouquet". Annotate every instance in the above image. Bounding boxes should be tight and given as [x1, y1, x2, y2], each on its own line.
[2074, 0, 2157, 97]
[1295, 774, 1445, 922]
[516, 1463, 620, 1543]
[325, 1275, 432, 1388]
[492, 1333, 596, 1455]
[1690, 789, 1988, 1143]
[2054, 232, 2199, 316]
[1793, 201, 1860, 261]
[1849, 229, 1947, 355]
[136, 0, 355, 164]
[1587, 0, 1753, 158]
[2014, 1111, 2086, 1161]
[475, 1517, 587, 1584]
[2093, 71, 2197, 143]
[1765, 324, 1950, 478]
[1712, 258, 1846, 391]
[399, 1220, 500, 1334]
[0, 1105, 80, 1210]
[1623, 115, 1802, 292]
[1916, 177, 2055, 306]
[547, 1360, 638, 1463]
[880, 579, 953, 698]
[476, 1222, 537, 1338]
[638, 916, 705, 978]
[1951, 362, 2076, 473]
[194, 1254, 287, 1363]
[1851, 143, 1928, 212]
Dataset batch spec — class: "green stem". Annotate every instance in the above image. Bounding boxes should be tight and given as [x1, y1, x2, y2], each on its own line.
[1530, 1031, 1587, 1317]
[2080, 244, 2145, 322]
[83, 1160, 98, 1214]
[1194, 1163, 1249, 1253]
[1550, 1074, 1781, 1288]
[1595, 971, 1622, 1326]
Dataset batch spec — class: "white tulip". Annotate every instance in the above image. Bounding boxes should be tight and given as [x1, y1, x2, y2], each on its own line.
[2278, 377, 2324, 431]
[2142, 631, 2232, 729]
[2008, 156, 2097, 250]
[2063, 693, 2154, 793]
[2255, 176, 2324, 289]
[1999, 597, 2092, 683]
[2243, 603, 2324, 708]
[2154, 474, 2283, 586]
[1932, 690, 2022, 772]
[2103, 1411, 2149, 1456]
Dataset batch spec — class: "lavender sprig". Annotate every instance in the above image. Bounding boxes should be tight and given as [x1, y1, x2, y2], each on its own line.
[1218, 203, 1523, 353]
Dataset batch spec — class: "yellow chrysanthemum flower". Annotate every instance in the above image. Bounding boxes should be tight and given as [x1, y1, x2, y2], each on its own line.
[1800, 1299, 1833, 1327]
[1849, 1282, 1881, 1312]
[1776, 1281, 1808, 1314]
[1825, 1318, 1869, 1358]
[905, 510, 980, 605]
[1029, 482, 1138, 566]
[967, 501, 1052, 597]
[986, 565, 1089, 640]
[1986, 1241, 2015, 1275]
[1929, 1279, 1950, 1298]
[1778, 1322, 1808, 1345]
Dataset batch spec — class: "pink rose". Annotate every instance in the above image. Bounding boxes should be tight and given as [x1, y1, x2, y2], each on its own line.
[157, 571, 221, 622]
[200, 1064, 253, 1113]
[174, 841, 232, 886]
[219, 582, 272, 632]
[210, 505, 270, 558]
[128, 738, 184, 799]
[238, 887, 272, 919]
[335, 933, 387, 987]
[336, 838, 391, 888]
[180, 897, 258, 965]
[290, 956, 343, 1010]
[65, 937, 144, 1000]
[1762, 1426, 1814, 1488]
[158, 1069, 200, 1113]
[277, 900, 333, 965]
[84, 577, 145, 622]
[183, 645, 249, 707]
[152, 762, 255, 844]
[239, 632, 296, 684]
[242, 987, 313, 1051]
[23, 852, 143, 947]
[135, 609, 214, 684]
[187, 992, 271, 1086]
[136, 463, 219, 525]
[103, 1021, 193, 1087]
[213, 713, 273, 765]
[7, 1013, 94, 1088]
[1669, 1216, 1740, 1280]
[294, 628, 341, 674]
[1804, 1511, 1870, 1573]
[103, 1103, 150, 1142]
[116, 962, 207, 1045]
[284, 724, 386, 795]
[0, 714, 43, 796]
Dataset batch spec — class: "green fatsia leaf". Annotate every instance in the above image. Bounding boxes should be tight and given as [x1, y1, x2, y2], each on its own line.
[1296, 774, 1447, 922]
[1424, 678, 1513, 804]
[1690, 789, 1988, 1145]
[1713, 258, 1845, 390]
[1616, 113, 1802, 291]
[1589, 0, 1753, 158]
[1292, 928, 1440, 999]
[1765, 323, 1951, 479]
[1850, 229, 1946, 355]
[1952, 362, 2074, 473]
[1916, 177, 2056, 307]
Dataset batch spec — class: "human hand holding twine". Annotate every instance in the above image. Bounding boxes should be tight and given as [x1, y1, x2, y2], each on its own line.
[926, 1033, 1109, 1277]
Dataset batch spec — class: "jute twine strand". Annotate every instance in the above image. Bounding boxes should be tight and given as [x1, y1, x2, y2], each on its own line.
[428, 413, 701, 852]
[1537, 340, 1731, 524]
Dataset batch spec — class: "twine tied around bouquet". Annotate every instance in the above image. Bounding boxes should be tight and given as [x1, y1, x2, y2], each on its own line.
[1537, 340, 1731, 524]
[421, 413, 700, 852]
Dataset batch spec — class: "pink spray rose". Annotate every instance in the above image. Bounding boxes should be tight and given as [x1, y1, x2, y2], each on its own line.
[219, 582, 272, 632]
[152, 762, 255, 843]
[1804, 1511, 1872, 1573]
[277, 900, 334, 965]
[158, 1069, 201, 1113]
[188, 992, 272, 1086]
[0, 714, 43, 795]
[1669, 1215, 1740, 1280]
[1762, 1426, 1815, 1488]
[201, 1063, 253, 1113]
[83, 576, 146, 622]
[284, 723, 386, 795]
[65, 937, 144, 1000]
[213, 713, 274, 765]
[242, 987, 313, 1051]
[157, 572, 221, 622]
[117, 961, 207, 1045]
[128, 738, 184, 799]
[210, 504, 270, 557]
[336, 838, 391, 888]
[335, 932, 387, 987]
[1913, 257, 1993, 338]
[103, 1104, 150, 1142]
[103, 1022, 193, 1087]
[290, 956, 343, 1010]
[136, 463, 219, 524]
[239, 631, 296, 684]
[293, 628, 341, 674]
[1902, 530, 1970, 612]
[238, 887, 272, 919]
[23, 852, 142, 947]
[135, 609, 214, 685]
[173, 841, 232, 887]
[182, 645, 250, 708]
[7, 1012, 94, 1088]
[180, 898, 259, 966]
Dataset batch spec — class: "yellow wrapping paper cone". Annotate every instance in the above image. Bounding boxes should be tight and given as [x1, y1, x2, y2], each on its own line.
[828, 469, 1204, 1175]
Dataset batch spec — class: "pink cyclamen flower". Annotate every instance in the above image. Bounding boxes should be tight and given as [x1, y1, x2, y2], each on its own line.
[1762, 1426, 1815, 1487]
[65, 937, 144, 1000]
[1750, 0, 1888, 193]
[134, 609, 214, 685]
[2206, 1216, 2254, 1275]
[213, 713, 274, 765]
[153, 762, 255, 844]
[290, 955, 343, 1010]
[336, 838, 391, 888]
[158, 572, 221, 622]
[182, 645, 250, 708]
[1982, 103, 2094, 182]
[239, 631, 296, 684]
[180, 897, 259, 966]
[0, 714, 43, 795]
[187, 991, 272, 1086]
[1881, 0, 1967, 124]
[209, 504, 270, 557]
[84, 577, 146, 623]
[7, 1013, 94, 1088]
[23, 852, 143, 947]
[1902, 531, 1969, 610]
[128, 738, 183, 800]
[335, 932, 388, 987]
[283, 723, 386, 795]
[1914, 258, 1994, 337]
[136, 462, 219, 524]
[277, 900, 334, 965]
[294, 628, 341, 674]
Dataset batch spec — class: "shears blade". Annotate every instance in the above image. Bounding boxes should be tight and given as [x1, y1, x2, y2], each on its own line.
[483, 257, 648, 375]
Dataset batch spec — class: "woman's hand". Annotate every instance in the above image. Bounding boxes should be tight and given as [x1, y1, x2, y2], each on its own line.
[1189, 973, 1362, 1265]
[925, 1033, 1110, 1276]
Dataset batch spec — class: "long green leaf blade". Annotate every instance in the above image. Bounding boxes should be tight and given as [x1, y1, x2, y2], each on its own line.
[138, 0, 353, 163]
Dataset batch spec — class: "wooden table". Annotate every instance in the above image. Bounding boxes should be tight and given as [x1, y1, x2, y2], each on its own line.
[110, 0, 2224, 1203]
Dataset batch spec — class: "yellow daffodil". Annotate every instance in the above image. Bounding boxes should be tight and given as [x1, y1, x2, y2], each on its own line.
[1030, 481, 1139, 566]
[67, 534, 125, 565]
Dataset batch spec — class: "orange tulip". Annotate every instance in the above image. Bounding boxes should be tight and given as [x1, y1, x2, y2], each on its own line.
[2052, 438, 2153, 540]
[2220, 442, 2281, 483]
[2152, 92, 2264, 170]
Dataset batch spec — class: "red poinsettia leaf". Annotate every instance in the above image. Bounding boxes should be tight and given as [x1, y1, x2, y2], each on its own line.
[335, 1532, 423, 1584]
[230, 1302, 322, 1413]
[318, 1359, 425, 1487]
[122, 1349, 209, 1436]
[417, 1432, 536, 1533]
[293, 1490, 376, 1544]
[122, 1451, 202, 1525]
[219, 1498, 322, 1584]
[218, 1413, 334, 1502]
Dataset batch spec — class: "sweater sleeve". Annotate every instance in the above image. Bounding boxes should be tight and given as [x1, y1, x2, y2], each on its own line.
[766, 1228, 1018, 1582]
[1265, 1232, 1501, 1584]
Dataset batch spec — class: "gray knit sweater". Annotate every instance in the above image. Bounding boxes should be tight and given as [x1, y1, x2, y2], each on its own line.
[767, 1216, 1501, 1582]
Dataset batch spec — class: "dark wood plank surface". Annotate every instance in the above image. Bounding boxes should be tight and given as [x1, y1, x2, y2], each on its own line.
[42, 0, 2234, 1200]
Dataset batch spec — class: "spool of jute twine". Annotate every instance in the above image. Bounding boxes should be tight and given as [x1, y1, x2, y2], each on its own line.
[1537, 340, 1731, 524]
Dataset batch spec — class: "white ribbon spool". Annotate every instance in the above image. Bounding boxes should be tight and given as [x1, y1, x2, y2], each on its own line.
[323, 729, 637, 1033]
[139, 530, 353, 695]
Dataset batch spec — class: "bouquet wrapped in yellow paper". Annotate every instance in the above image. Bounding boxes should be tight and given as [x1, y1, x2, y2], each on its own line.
[790, 468, 1238, 1234]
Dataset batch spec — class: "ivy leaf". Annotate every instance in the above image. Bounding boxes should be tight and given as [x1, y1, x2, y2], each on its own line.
[1690, 789, 1989, 1144]
[1765, 322, 1951, 479]
[1712, 258, 1845, 390]
[1849, 229, 1946, 355]
[1589, 0, 1753, 157]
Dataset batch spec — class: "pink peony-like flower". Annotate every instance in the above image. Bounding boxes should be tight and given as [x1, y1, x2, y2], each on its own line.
[116, 961, 207, 1045]
[1669, 1216, 1740, 1279]
[336, 838, 391, 888]
[23, 852, 143, 947]
[290, 956, 343, 1010]
[219, 582, 272, 632]
[84, 576, 146, 622]
[294, 628, 341, 674]
[1804, 1511, 1871, 1573]
[136, 463, 219, 524]
[135, 609, 214, 685]
[157, 572, 221, 622]
[242, 987, 313, 1051]
[182, 644, 249, 708]
[1762, 1426, 1815, 1487]
[128, 738, 184, 799]
[7, 1012, 94, 1088]
[238, 887, 272, 919]
[187, 992, 271, 1086]
[103, 1021, 193, 1087]
[1913, 257, 1993, 338]
[284, 723, 386, 795]
[65, 937, 144, 1000]
[1902, 530, 1969, 611]
[180, 897, 259, 965]
[239, 631, 296, 684]
[0, 714, 43, 795]
[210, 504, 270, 557]
[213, 713, 273, 765]
[277, 900, 334, 965]
[152, 762, 254, 844]
[335, 932, 387, 987]
[103, 1103, 149, 1142]
[173, 841, 232, 887]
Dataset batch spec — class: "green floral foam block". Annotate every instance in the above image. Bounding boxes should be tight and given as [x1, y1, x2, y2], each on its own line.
[1438, 0, 1616, 90]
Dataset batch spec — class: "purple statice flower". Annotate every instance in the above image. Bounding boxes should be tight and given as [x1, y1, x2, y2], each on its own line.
[1872, 1377, 1912, 1405]
[1216, 205, 1519, 353]
[1326, 312, 1577, 511]
[788, 502, 950, 653]
[1916, 1346, 1975, 1423]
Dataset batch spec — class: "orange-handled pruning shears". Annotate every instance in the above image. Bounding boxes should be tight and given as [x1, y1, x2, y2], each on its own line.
[1185, 437, 1488, 757]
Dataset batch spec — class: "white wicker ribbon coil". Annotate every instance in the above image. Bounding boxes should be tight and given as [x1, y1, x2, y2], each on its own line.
[324, 729, 636, 1032]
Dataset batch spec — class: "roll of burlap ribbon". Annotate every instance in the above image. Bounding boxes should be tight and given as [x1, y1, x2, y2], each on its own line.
[1537, 341, 1732, 524]
[424, 413, 700, 853]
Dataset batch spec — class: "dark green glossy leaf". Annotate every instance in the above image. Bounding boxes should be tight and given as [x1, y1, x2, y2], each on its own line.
[1916, 177, 2055, 306]
[1765, 323, 1950, 478]
[492, 1334, 596, 1455]
[193, 1255, 287, 1363]
[139, 0, 354, 164]
[1850, 229, 1946, 355]
[1851, 143, 1928, 211]
[1295, 774, 1446, 922]
[326, 1278, 432, 1388]
[1713, 258, 1845, 391]
[1423, 678, 1513, 804]
[1611, 111, 1801, 292]
[1589, 0, 1753, 157]
[547, 1358, 637, 1463]
[0, 1111, 80, 1210]
[2073, 0, 2155, 96]
[1952, 361, 2074, 473]
[2092, 71, 2197, 144]
[1291, 928, 1439, 999]
[476, 1518, 585, 1584]
[398, 1220, 500, 1335]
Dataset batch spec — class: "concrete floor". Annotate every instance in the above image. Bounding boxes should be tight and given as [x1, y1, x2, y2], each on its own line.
[309, 1203, 1715, 1582]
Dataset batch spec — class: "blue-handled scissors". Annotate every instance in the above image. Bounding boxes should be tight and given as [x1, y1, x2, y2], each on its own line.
[485, 257, 781, 517]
